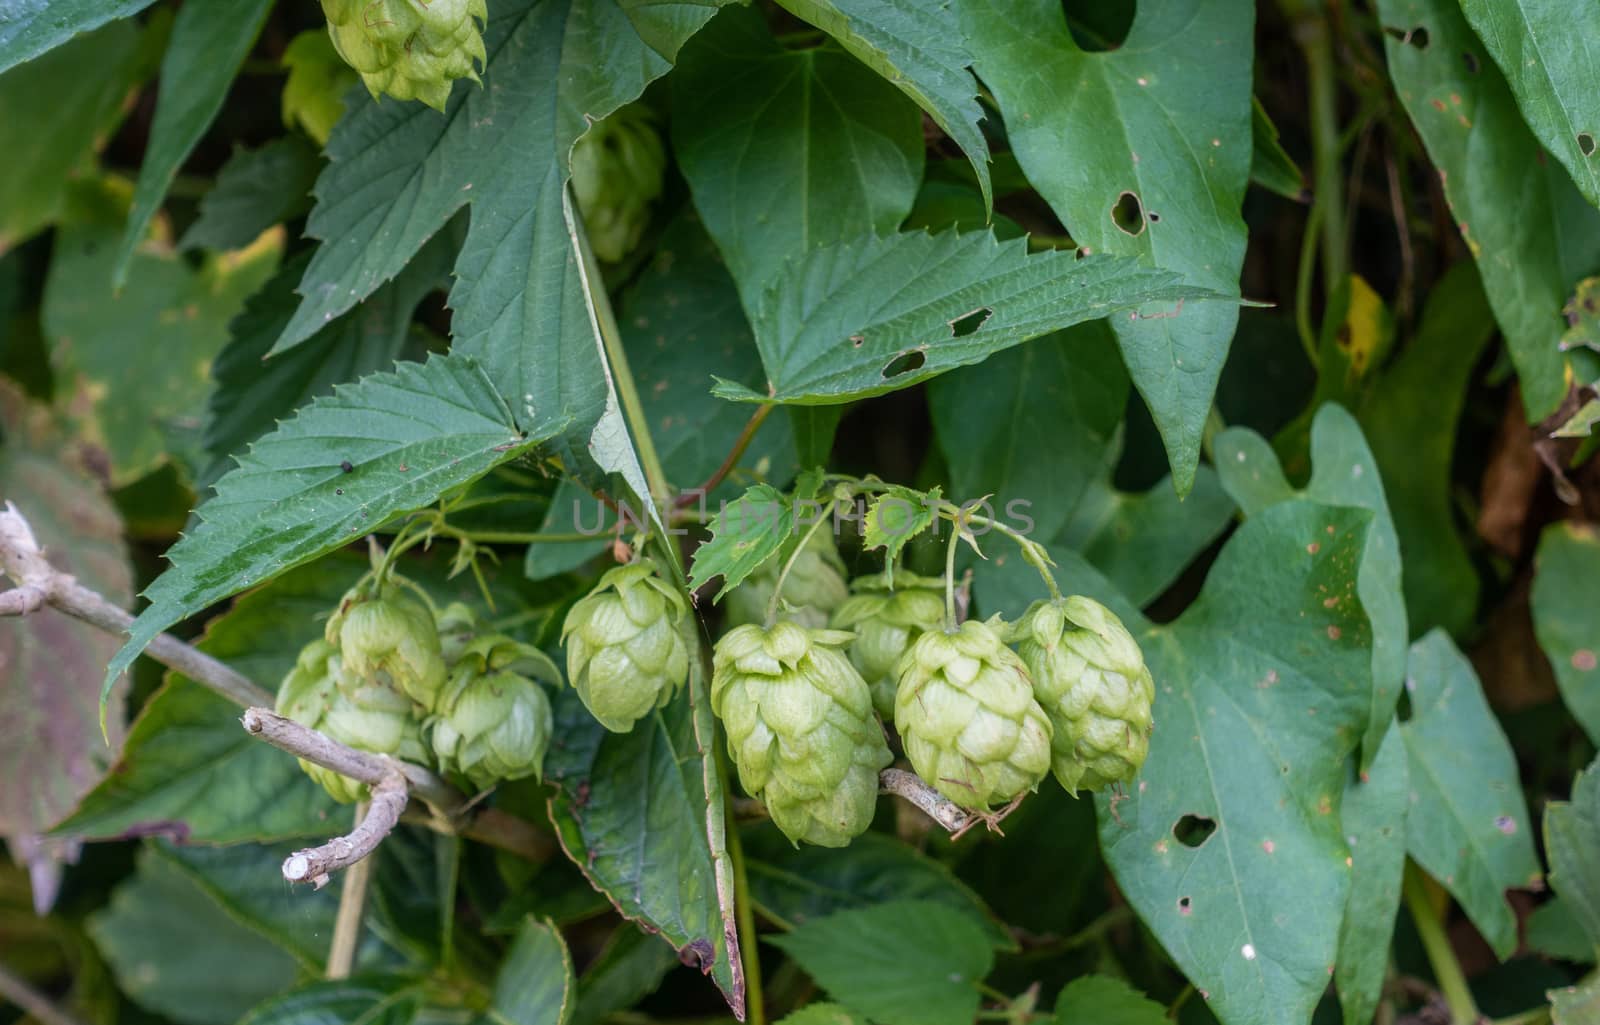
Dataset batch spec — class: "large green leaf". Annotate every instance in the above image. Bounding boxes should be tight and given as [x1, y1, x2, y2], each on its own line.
[180, 138, 322, 254]
[544, 685, 740, 1009]
[1376, 0, 1600, 420]
[1458, 1, 1600, 210]
[56, 558, 360, 845]
[237, 977, 436, 1025]
[88, 844, 307, 1025]
[1544, 755, 1600, 956]
[0, 20, 150, 249]
[101, 353, 567, 708]
[766, 900, 996, 1025]
[1216, 403, 1406, 768]
[965, 0, 1254, 495]
[0, 0, 157, 75]
[672, 6, 924, 313]
[710, 231, 1207, 406]
[0, 382, 132, 838]
[1399, 630, 1542, 959]
[1098, 501, 1376, 1025]
[769, 0, 989, 207]
[1357, 263, 1494, 638]
[1552, 976, 1600, 1025]
[570, 927, 681, 1025]
[113, 0, 275, 285]
[492, 918, 574, 1025]
[1334, 722, 1408, 1025]
[1532, 522, 1600, 746]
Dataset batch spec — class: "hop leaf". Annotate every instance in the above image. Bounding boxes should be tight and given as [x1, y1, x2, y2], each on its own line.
[712, 622, 892, 846]
[429, 632, 558, 790]
[894, 618, 1052, 811]
[724, 529, 849, 630]
[321, 0, 487, 112]
[1011, 597, 1155, 794]
[572, 104, 667, 262]
[562, 559, 691, 732]
[830, 570, 947, 719]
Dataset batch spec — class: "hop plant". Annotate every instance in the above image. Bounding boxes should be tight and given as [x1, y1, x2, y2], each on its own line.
[1011, 597, 1155, 794]
[894, 618, 1052, 811]
[724, 530, 849, 630]
[571, 104, 667, 262]
[562, 559, 691, 732]
[830, 571, 948, 719]
[320, 0, 486, 112]
[280, 29, 357, 144]
[429, 633, 558, 790]
[712, 622, 892, 847]
[326, 582, 447, 711]
[275, 638, 428, 804]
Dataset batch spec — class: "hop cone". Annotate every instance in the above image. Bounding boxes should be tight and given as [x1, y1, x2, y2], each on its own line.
[894, 618, 1052, 811]
[562, 559, 690, 732]
[327, 583, 446, 711]
[829, 571, 947, 719]
[724, 530, 849, 630]
[275, 638, 427, 804]
[1011, 597, 1155, 794]
[712, 622, 892, 847]
[321, 0, 486, 111]
[571, 104, 666, 262]
[429, 633, 557, 790]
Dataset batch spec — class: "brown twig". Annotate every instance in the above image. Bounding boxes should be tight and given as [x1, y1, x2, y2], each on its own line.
[676, 404, 774, 508]
[240, 708, 458, 811]
[283, 774, 407, 887]
[879, 768, 977, 835]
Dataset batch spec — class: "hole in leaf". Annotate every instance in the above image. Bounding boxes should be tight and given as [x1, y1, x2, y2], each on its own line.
[1396, 687, 1414, 722]
[1173, 814, 1217, 848]
[1178, 897, 1192, 914]
[882, 350, 927, 379]
[1581, 133, 1596, 157]
[1463, 51, 1480, 74]
[1063, 0, 1134, 51]
[1383, 25, 1429, 49]
[1147, 211, 1161, 223]
[1111, 191, 1145, 236]
[949, 307, 992, 337]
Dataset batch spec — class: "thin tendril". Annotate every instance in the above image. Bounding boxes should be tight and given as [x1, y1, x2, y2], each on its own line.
[765, 503, 836, 628]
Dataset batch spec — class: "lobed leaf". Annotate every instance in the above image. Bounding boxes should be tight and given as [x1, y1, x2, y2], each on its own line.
[687, 483, 795, 599]
[180, 137, 322, 254]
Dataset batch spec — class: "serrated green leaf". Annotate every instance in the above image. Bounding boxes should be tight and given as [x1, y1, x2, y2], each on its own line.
[1544, 757, 1600, 954]
[0, 0, 157, 75]
[1098, 501, 1376, 1025]
[1400, 630, 1542, 959]
[863, 485, 938, 564]
[673, 5, 923, 317]
[1051, 976, 1166, 1025]
[1457, 1, 1600, 211]
[711, 231, 1208, 406]
[1376, 0, 1600, 421]
[180, 138, 322, 254]
[769, 0, 989, 209]
[1250, 97, 1306, 201]
[113, 0, 274, 286]
[1217, 403, 1405, 770]
[766, 900, 996, 1025]
[965, 0, 1253, 495]
[493, 918, 574, 1025]
[1335, 721, 1409, 1025]
[101, 352, 568, 711]
[687, 483, 794, 599]
[1532, 522, 1600, 746]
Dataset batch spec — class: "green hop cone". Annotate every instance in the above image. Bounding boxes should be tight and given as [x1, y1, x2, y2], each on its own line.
[1011, 597, 1155, 794]
[327, 583, 447, 712]
[725, 530, 849, 630]
[320, 0, 486, 112]
[275, 638, 428, 804]
[428, 633, 558, 790]
[830, 570, 947, 720]
[561, 559, 691, 732]
[712, 622, 892, 847]
[894, 618, 1052, 811]
[571, 104, 666, 262]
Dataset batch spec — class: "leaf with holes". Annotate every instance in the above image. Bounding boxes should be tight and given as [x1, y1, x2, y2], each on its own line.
[1532, 522, 1600, 747]
[710, 231, 1210, 406]
[964, 0, 1254, 495]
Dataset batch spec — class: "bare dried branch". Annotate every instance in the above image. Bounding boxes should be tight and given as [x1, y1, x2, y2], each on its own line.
[283, 774, 407, 887]
[879, 767, 978, 835]
[240, 708, 461, 812]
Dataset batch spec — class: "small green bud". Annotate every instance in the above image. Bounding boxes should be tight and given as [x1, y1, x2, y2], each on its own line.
[571, 104, 666, 262]
[712, 622, 891, 847]
[329, 585, 447, 711]
[321, 0, 486, 112]
[894, 618, 1052, 811]
[830, 570, 947, 719]
[562, 559, 691, 732]
[725, 530, 849, 630]
[1011, 597, 1155, 794]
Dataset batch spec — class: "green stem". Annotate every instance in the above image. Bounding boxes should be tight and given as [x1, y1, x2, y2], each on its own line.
[459, 530, 602, 545]
[1166, 984, 1195, 1020]
[1298, 5, 1347, 296]
[681, 404, 774, 507]
[943, 518, 964, 630]
[953, 508, 1062, 602]
[765, 508, 835, 627]
[1403, 862, 1479, 1025]
[1489, 1009, 1551, 1025]
[1293, 195, 1323, 366]
[726, 804, 766, 1025]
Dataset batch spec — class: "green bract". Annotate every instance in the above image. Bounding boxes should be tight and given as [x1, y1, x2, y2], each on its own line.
[320, 0, 486, 112]
[711, 622, 892, 847]
[1011, 597, 1155, 794]
[327, 584, 447, 711]
[571, 104, 667, 263]
[725, 530, 849, 630]
[429, 632, 558, 790]
[562, 559, 691, 732]
[894, 618, 1053, 811]
[830, 570, 948, 719]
